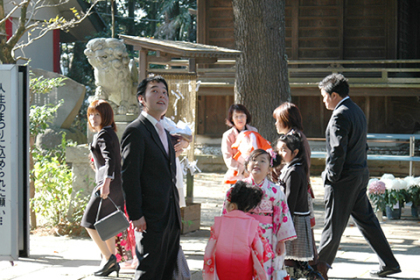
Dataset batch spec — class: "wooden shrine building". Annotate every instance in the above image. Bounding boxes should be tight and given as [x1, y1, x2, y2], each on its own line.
[196, 0, 420, 138]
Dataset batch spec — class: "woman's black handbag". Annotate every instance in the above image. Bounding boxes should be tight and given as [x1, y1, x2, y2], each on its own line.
[94, 197, 129, 241]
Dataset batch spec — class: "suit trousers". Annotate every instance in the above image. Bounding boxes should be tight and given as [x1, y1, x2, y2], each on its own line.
[318, 169, 399, 269]
[134, 215, 180, 280]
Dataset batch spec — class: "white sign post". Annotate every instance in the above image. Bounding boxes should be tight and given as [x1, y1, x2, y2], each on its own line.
[0, 65, 29, 260]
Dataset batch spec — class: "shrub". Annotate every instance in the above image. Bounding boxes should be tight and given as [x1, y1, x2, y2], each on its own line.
[30, 135, 87, 230]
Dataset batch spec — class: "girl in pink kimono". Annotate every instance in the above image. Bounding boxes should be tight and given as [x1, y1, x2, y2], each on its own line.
[223, 149, 297, 280]
[203, 181, 274, 280]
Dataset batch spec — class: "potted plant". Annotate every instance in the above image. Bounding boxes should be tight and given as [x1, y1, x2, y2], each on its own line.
[381, 174, 407, 220]
[368, 179, 386, 221]
[407, 185, 420, 218]
[402, 176, 420, 218]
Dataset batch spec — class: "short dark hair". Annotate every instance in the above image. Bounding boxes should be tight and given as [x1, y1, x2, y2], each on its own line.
[87, 99, 116, 131]
[226, 104, 252, 127]
[229, 181, 263, 212]
[318, 73, 349, 98]
[273, 102, 303, 131]
[136, 74, 169, 100]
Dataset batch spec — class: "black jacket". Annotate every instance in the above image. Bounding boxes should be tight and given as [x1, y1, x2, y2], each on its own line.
[323, 98, 368, 184]
[121, 114, 181, 232]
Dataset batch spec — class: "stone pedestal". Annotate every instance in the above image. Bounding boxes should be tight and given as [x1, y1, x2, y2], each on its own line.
[66, 145, 95, 221]
[66, 145, 96, 196]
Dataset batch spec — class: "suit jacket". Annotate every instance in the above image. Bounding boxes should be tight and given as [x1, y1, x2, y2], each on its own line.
[90, 126, 122, 189]
[323, 98, 368, 184]
[121, 114, 181, 231]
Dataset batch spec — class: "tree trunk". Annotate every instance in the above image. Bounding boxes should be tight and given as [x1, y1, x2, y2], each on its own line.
[0, 0, 14, 64]
[128, 0, 135, 35]
[111, 0, 115, 38]
[232, 0, 290, 143]
[150, 2, 158, 36]
[0, 0, 30, 64]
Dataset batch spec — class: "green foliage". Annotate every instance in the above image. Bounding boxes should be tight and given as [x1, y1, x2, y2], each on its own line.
[155, 0, 196, 41]
[30, 75, 67, 95]
[368, 193, 386, 212]
[28, 74, 86, 231]
[29, 101, 63, 136]
[407, 186, 420, 206]
[29, 74, 67, 136]
[30, 134, 87, 227]
[384, 189, 406, 208]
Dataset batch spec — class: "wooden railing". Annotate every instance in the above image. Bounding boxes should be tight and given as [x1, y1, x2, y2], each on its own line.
[146, 58, 420, 88]
[288, 59, 420, 88]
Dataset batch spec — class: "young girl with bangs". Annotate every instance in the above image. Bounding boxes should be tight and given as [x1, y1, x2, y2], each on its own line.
[276, 133, 324, 280]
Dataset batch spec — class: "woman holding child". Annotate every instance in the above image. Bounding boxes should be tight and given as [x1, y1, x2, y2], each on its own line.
[222, 104, 258, 184]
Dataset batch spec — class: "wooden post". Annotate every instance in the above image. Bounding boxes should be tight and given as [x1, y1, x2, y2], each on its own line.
[139, 49, 147, 81]
[186, 170, 194, 204]
[189, 58, 196, 73]
[291, 1, 299, 60]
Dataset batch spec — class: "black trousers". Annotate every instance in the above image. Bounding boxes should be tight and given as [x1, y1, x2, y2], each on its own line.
[318, 169, 399, 269]
[134, 215, 180, 280]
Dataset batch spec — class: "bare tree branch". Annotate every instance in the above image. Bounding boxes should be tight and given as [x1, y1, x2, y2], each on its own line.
[0, 0, 30, 26]
[1, 0, 102, 63]
[12, 2, 99, 55]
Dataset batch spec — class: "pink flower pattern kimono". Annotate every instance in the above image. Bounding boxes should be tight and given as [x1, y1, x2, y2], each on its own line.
[203, 210, 274, 280]
[223, 178, 296, 279]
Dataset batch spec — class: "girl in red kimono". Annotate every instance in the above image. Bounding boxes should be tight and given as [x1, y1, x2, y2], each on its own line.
[203, 181, 274, 280]
[223, 149, 297, 279]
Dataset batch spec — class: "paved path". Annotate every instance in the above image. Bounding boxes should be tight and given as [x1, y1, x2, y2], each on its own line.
[1, 173, 419, 280]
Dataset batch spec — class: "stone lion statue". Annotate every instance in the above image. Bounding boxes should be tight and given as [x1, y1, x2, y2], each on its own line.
[84, 38, 138, 115]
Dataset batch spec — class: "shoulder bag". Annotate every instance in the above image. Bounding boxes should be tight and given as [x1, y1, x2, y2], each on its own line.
[94, 197, 129, 241]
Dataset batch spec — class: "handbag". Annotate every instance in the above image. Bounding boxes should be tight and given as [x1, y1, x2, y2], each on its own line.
[172, 245, 190, 280]
[94, 196, 129, 241]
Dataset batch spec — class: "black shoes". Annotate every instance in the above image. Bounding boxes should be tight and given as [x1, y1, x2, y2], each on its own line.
[370, 266, 401, 277]
[94, 254, 120, 277]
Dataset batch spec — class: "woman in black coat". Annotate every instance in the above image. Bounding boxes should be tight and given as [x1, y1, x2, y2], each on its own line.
[81, 100, 124, 277]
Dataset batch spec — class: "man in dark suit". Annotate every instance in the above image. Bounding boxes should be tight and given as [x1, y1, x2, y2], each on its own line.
[121, 75, 182, 280]
[315, 74, 400, 279]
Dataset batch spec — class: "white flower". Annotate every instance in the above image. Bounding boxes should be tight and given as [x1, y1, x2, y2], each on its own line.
[404, 176, 416, 188]
[382, 179, 396, 190]
[382, 178, 408, 190]
[381, 173, 395, 180]
[413, 177, 420, 186]
[397, 179, 408, 190]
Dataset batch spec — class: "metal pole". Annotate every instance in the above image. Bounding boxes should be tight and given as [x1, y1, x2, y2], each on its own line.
[409, 136, 415, 176]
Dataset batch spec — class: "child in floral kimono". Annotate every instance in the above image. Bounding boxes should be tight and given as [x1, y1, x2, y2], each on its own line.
[223, 149, 297, 280]
[203, 181, 274, 280]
